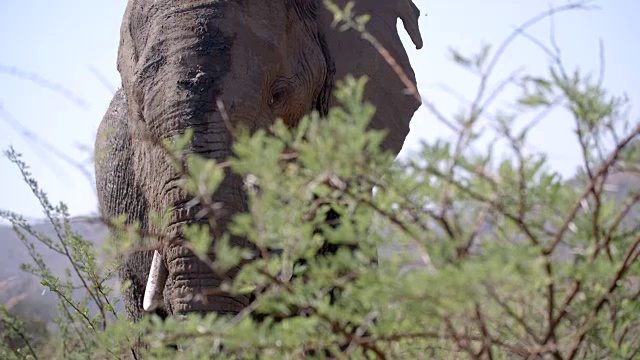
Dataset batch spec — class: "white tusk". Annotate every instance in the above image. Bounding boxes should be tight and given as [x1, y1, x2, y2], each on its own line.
[143, 250, 169, 312]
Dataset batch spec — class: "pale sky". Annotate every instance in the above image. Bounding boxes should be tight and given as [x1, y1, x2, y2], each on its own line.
[0, 0, 639, 219]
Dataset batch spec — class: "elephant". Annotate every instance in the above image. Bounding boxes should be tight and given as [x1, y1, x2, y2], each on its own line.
[94, 0, 424, 323]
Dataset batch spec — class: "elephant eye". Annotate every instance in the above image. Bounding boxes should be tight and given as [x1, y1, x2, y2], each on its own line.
[269, 79, 292, 108]
[269, 90, 285, 106]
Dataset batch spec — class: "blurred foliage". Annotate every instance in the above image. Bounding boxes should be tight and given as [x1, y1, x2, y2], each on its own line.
[2, 1, 639, 359]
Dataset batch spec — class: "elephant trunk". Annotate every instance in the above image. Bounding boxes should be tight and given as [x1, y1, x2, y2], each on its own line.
[143, 119, 255, 315]
[121, 6, 257, 315]
[146, 115, 253, 315]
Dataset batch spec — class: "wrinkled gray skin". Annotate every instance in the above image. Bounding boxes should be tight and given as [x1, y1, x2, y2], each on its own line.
[95, 0, 423, 322]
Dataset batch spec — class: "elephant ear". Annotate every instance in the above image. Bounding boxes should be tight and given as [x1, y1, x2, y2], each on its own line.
[318, 0, 424, 156]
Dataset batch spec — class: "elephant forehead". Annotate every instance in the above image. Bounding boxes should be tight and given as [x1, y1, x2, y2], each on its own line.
[227, 2, 290, 44]
[233, 13, 278, 45]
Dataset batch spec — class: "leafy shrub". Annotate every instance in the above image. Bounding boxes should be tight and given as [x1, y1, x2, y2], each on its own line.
[1, 2, 639, 359]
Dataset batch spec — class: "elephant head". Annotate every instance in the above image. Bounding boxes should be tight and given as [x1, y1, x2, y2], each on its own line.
[95, 0, 423, 320]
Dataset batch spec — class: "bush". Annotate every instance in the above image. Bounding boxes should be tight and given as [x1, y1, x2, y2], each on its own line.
[1, 2, 639, 359]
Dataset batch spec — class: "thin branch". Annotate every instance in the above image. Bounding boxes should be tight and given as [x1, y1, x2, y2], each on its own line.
[544, 124, 640, 255]
[0, 65, 89, 109]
